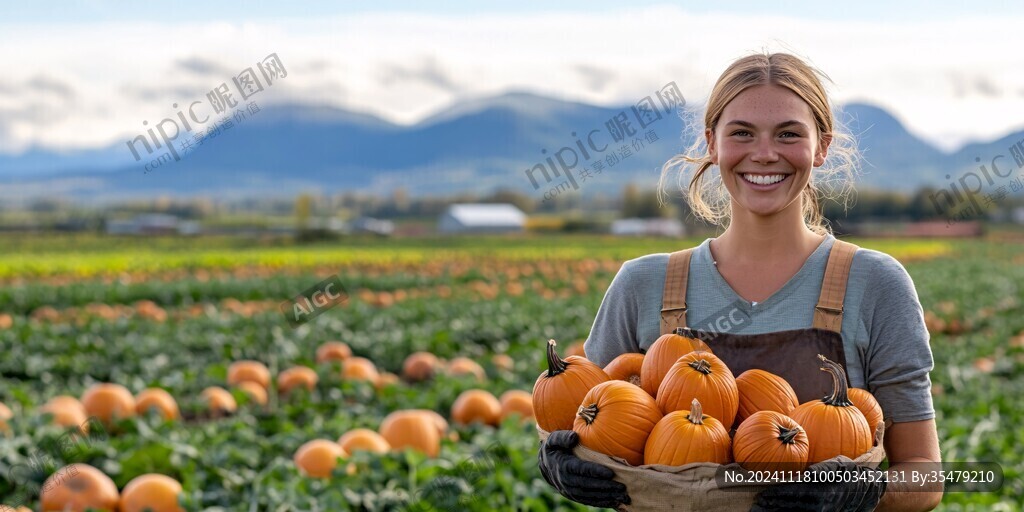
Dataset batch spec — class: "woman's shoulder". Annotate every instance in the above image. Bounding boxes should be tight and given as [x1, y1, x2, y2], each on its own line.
[849, 244, 914, 283]
[621, 252, 671, 271]
[615, 245, 707, 288]
[613, 253, 670, 288]
[846, 244, 920, 310]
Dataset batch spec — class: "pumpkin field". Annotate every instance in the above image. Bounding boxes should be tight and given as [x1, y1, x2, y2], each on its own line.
[0, 233, 1022, 510]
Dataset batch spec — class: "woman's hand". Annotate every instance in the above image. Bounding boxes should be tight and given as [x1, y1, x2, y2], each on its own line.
[538, 430, 631, 508]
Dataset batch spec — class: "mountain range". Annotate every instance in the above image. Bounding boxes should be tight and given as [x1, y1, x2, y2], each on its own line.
[0, 91, 1018, 203]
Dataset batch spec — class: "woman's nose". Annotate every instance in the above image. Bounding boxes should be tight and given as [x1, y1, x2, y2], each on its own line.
[749, 137, 780, 165]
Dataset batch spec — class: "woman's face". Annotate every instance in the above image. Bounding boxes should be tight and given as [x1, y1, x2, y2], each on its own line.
[706, 84, 830, 218]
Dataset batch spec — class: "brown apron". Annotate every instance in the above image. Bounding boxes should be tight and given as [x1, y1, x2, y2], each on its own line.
[659, 239, 859, 406]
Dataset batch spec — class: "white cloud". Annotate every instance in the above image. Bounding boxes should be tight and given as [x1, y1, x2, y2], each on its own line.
[0, 6, 1020, 154]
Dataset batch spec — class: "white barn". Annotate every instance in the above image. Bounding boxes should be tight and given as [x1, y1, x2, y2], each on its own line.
[438, 203, 526, 234]
[610, 218, 685, 237]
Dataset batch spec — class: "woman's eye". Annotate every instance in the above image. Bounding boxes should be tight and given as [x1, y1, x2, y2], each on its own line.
[780, 131, 801, 138]
[731, 130, 751, 137]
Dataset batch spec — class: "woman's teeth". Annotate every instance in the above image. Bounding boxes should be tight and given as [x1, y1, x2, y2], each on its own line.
[742, 174, 787, 185]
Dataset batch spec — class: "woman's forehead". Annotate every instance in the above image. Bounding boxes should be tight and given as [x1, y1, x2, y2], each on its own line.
[720, 84, 815, 125]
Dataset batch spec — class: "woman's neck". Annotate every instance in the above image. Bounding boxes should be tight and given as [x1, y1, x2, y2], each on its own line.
[711, 200, 825, 267]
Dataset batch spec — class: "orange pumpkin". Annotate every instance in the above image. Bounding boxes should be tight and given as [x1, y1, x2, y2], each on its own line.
[234, 381, 268, 406]
[293, 439, 347, 478]
[316, 341, 352, 363]
[119, 473, 185, 512]
[402, 351, 440, 382]
[401, 354, 438, 382]
[81, 383, 137, 426]
[201, 386, 237, 416]
[735, 369, 799, 426]
[0, 401, 10, 435]
[604, 353, 644, 387]
[574, 380, 663, 466]
[644, 398, 731, 466]
[451, 389, 502, 427]
[227, 360, 271, 389]
[39, 464, 119, 512]
[492, 354, 515, 372]
[342, 357, 380, 384]
[533, 339, 610, 432]
[134, 388, 180, 421]
[416, 409, 451, 439]
[847, 387, 884, 435]
[446, 357, 486, 381]
[732, 410, 809, 472]
[375, 372, 400, 389]
[499, 390, 534, 423]
[640, 329, 711, 397]
[656, 351, 739, 428]
[565, 340, 587, 358]
[338, 428, 391, 454]
[789, 355, 872, 463]
[379, 410, 441, 457]
[40, 396, 88, 431]
[278, 366, 319, 395]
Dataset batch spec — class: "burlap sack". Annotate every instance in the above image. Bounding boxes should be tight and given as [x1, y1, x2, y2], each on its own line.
[538, 421, 886, 512]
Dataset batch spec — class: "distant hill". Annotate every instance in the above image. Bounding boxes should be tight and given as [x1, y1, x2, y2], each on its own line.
[0, 91, 1020, 203]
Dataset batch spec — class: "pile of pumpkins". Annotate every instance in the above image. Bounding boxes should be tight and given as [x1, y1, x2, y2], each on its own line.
[292, 390, 535, 480]
[0, 340, 534, 508]
[532, 331, 883, 470]
[291, 349, 535, 479]
[0, 464, 185, 512]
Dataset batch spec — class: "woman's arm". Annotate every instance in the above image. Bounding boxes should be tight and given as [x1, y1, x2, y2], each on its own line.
[583, 259, 643, 367]
[860, 252, 942, 511]
[877, 419, 943, 511]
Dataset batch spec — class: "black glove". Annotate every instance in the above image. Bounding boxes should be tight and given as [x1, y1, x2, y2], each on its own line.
[538, 430, 631, 509]
[751, 458, 887, 512]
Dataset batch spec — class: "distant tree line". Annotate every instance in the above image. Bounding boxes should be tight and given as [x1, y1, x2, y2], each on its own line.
[3, 183, 1021, 234]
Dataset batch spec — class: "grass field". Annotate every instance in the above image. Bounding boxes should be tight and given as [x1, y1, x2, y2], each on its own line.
[0, 233, 1020, 510]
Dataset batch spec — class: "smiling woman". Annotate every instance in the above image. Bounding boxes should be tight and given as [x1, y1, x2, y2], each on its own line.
[538, 52, 943, 512]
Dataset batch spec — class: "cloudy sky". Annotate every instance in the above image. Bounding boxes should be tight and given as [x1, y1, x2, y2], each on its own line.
[0, 0, 1021, 155]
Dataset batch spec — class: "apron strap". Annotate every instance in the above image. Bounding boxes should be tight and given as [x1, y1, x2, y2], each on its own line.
[660, 248, 694, 335]
[812, 239, 860, 333]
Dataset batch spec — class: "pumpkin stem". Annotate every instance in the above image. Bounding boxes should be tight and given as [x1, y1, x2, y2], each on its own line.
[577, 403, 598, 425]
[777, 426, 801, 444]
[686, 398, 704, 425]
[545, 339, 567, 377]
[817, 354, 854, 407]
[688, 358, 712, 375]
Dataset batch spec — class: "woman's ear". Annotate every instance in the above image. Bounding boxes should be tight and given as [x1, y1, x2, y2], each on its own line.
[705, 128, 718, 165]
[814, 132, 832, 167]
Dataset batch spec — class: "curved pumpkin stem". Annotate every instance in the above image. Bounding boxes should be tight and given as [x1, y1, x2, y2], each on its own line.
[545, 339, 567, 377]
[688, 358, 712, 375]
[686, 398, 704, 425]
[577, 403, 598, 425]
[817, 354, 854, 407]
[777, 426, 801, 445]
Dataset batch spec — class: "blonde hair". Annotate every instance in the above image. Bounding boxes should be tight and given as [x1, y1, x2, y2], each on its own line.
[658, 52, 860, 235]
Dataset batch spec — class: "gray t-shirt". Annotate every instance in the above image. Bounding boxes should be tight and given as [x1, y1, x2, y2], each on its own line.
[584, 233, 935, 424]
